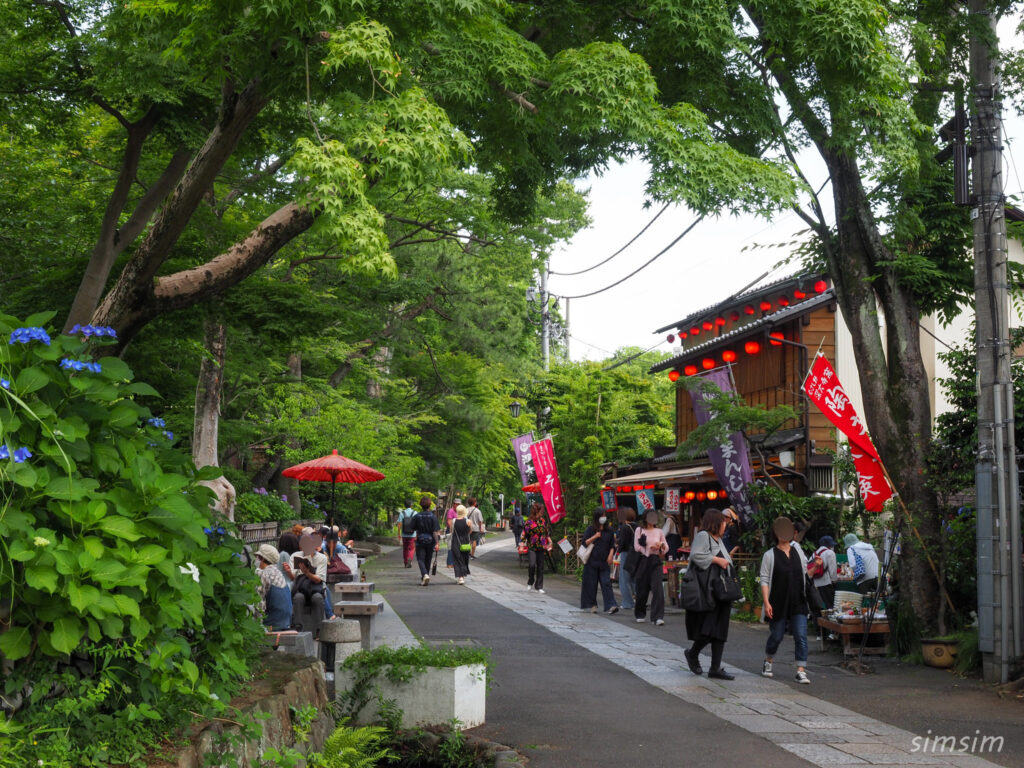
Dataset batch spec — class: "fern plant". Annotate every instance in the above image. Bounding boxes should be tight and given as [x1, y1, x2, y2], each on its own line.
[318, 721, 393, 768]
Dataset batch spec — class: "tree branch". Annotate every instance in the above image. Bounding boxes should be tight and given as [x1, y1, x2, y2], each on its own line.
[493, 82, 538, 114]
[384, 214, 496, 246]
[215, 155, 289, 218]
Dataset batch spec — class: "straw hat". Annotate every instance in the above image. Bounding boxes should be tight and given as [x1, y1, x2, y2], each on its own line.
[456, 505, 468, 518]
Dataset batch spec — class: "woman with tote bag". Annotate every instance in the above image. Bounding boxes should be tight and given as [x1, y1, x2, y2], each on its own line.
[450, 505, 472, 585]
[684, 508, 738, 680]
[633, 510, 668, 625]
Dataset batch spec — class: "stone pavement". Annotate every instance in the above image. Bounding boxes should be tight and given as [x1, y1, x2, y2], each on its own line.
[391, 533, 1016, 768]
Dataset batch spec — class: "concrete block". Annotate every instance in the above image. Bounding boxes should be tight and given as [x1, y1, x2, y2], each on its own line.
[336, 663, 486, 729]
[319, 619, 361, 644]
[265, 631, 316, 657]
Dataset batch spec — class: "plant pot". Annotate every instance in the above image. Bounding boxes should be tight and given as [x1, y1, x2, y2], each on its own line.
[335, 663, 486, 729]
[921, 639, 958, 669]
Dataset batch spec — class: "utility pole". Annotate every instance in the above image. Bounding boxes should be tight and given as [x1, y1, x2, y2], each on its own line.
[540, 263, 551, 371]
[970, 0, 1022, 684]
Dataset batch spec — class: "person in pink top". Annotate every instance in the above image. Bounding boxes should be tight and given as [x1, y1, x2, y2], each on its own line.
[633, 509, 669, 625]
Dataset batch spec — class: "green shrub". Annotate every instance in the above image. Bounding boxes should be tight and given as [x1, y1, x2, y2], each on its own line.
[220, 465, 253, 495]
[0, 313, 263, 766]
[235, 490, 295, 524]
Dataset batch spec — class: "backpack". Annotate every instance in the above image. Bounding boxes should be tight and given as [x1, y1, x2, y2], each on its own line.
[401, 509, 417, 535]
[808, 546, 827, 578]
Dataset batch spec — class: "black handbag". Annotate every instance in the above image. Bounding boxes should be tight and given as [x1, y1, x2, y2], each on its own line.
[710, 563, 743, 604]
[623, 549, 641, 576]
[680, 565, 714, 612]
[805, 575, 826, 612]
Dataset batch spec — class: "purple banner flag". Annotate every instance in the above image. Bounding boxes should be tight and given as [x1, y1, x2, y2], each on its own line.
[691, 369, 756, 529]
[511, 432, 537, 486]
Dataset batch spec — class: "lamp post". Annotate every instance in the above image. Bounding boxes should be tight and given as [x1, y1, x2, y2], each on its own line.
[509, 400, 522, 419]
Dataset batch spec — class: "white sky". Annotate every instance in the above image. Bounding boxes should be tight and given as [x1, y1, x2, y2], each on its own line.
[552, 20, 1024, 363]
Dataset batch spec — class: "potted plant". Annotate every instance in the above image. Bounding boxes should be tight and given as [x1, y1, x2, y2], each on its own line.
[737, 566, 763, 618]
[335, 644, 490, 729]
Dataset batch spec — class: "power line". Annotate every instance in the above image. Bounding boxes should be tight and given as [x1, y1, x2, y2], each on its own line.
[553, 215, 705, 300]
[549, 203, 670, 276]
[601, 341, 664, 371]
[570, 334, 615, 356]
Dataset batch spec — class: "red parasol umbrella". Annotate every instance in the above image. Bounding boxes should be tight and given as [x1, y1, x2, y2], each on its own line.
[522, 482, 541, 493]
[282, 449, 385, 526]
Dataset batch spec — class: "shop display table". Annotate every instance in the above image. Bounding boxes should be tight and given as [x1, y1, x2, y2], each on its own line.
[817, 616, 891, 656]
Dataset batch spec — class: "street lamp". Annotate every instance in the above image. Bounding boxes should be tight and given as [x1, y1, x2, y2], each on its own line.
[509, 400, 522, 418]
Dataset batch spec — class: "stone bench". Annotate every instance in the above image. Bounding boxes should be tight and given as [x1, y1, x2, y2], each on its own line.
[331, 582, 374, 601]
[333, 599, 384, 649]
[262, 630, 316, 658]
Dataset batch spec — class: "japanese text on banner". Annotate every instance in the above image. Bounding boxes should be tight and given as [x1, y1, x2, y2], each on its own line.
[529, 437, 567, 524]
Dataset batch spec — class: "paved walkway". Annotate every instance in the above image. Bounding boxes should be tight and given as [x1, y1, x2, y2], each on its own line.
[370, 534, 1015, 768]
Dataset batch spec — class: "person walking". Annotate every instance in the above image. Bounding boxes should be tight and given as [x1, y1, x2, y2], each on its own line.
[511, 504, 526, 547]
[721, 507, 741, 557]
[466, 496, 485, 557]
[760, 517, 812, 684]
[523, 502, 552, 593]
[450, 505, 473, 584]
[579, 511, 619, 614]
[413, 495, 440, 585]
[684, 508, 737, 680]
[397, 499, 417, 568]
[811, 535, 839, 612]
[633, 510, 668, 625]
[843, 533, 880, 594]
[615, 507, 638, 611]
[662, 511, 683, 560]
[445, 497, 460, 569]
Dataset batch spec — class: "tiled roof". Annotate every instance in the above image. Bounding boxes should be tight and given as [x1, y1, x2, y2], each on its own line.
[653, 272, 824, 335]
[649, 290, 834, 373]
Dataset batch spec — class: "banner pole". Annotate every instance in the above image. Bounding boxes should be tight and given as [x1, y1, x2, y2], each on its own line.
[798, 339, 826, 393]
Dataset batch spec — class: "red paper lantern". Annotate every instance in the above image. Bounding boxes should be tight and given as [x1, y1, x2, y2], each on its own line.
[667, 333, 676, 343]
[668, 370, 680, 382]
[814, 279, 828, 293]
[778, 295, 790, 307]
[722, 350, 737, 363]
[680, 331, 688, 339]
[696, 491, 706, 502]
[684, 364, 698, 376]
[702, 320, 714, 331]
[702, 357, 715, 370]
[744, 305, 756, 315]
[769, 332, 784, 346]
[706, 490, 719, 501]
[730, 311, 740, 322]
[719, 490, 727, 499]
[794, 289, 807, 299]
[715, 317, 726, 327]
[760, 300, 772, 312]
[691, 326, 700, 336]
[684, 491, 696, 501]
[744, 340, 761, 355]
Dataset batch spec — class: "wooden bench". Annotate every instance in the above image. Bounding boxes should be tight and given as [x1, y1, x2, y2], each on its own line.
[332, 582, 374, 601]
[817, 617, 891, 656]
[333, 598, 385, 649]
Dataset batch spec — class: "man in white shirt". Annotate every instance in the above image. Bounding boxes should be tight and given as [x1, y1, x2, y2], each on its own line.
[465, 496, 485, 558]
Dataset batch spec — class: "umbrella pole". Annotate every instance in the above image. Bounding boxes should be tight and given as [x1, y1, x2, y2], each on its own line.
[331, 478, 336, 530]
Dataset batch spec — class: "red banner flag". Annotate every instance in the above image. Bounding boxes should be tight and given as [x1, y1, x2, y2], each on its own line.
[529, 437, 567, 524]
[802, 353, 893, 511]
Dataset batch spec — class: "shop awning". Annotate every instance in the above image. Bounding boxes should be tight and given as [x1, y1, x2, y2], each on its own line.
[606, 465, 714, 488]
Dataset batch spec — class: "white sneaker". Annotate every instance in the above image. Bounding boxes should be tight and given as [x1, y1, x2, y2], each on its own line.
[655, 619, 665, 626]
[761, 660, 773, 677]
[636, 617, 646, 623]
[423, 575, 430, 585]
[536, 588, 545, 594]
[526, 584, 534, 591]
[457, 577, 465, 585]
[795, 670, 810, 684]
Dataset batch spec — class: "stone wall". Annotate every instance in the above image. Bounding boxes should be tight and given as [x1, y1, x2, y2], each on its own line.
[169, 653, 334, 768]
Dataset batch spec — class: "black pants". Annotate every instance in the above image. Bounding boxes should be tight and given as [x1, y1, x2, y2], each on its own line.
[690, 636, 725, 670]
[415, 540, 434, 576]
[634, 555, 664, 622]
[528, 549, 545, 590]
[581, 561, 617, 610]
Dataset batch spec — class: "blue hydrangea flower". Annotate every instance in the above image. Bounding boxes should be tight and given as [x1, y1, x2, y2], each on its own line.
[60, 358, 102, 374]
[163, 430, 174, 441]
[0, 378, 8, 389]
[216, 526, 225, 535]
[13, 447, 31, 463]
[0, 446, 8, 460]
[146, 417, 166, 428]
[67, 324, 118, 340]
[9, 327, 51, 346]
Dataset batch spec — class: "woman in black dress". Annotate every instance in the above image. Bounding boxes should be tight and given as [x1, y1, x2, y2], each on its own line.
[579, 510, 619, 614]
[450, 505, 472, 585]
[684, 508, 736, 680]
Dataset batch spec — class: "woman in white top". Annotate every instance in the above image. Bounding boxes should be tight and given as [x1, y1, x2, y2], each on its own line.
[684, 509, 736, 680]
[633, 509, 669, 625]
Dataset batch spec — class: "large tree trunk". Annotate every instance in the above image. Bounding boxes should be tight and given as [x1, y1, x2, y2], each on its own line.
[193, 317, 235, 521]
[827, 153, 941, 629]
